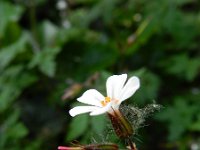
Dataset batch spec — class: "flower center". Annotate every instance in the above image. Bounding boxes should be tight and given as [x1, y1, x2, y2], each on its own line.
[101, 97, 111, 107]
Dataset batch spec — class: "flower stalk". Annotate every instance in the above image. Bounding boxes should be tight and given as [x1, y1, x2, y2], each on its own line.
[127, 138, 137, 150]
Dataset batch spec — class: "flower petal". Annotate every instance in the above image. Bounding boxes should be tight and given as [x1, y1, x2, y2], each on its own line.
[77, 89, 104, 107]
[119, 76, 140, 102]
[106, 74, 127, 99]
[90, 102, 112, 116]
[69, 106, 99, 117]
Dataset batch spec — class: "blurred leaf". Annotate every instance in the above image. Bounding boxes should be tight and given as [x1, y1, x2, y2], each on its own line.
[190, 120, 200, 132]
[162, 9, 198, 48]
[94, 71, 111, 94]
[2, 22, 22, 46]
[189, 114, 200, 132]
[89, 0, 119, 23]
[24, 139, 43, 150]
[160, 54, 200, 81]
[132, 69, 160, 105]
[0, 109, 28, 148]
[66, 114, 89, 142]
[73, 0, 95, 4]
[69, 0, 120, 27]
[81, 47, 118, 72]
[0, 66, 37, 112]
[187, 58, 200, 81]
[0, 32, 28, 71]
[91, 115, 107, 135]
[8, 123, 28, 139]
[169, 0, 195, 5]
[29, 47, 61, 77]
[125, 17, 159, 55]
[38, 21, 59, 47]
[156, 98, 198, 141]
[0, 1, 23, 38]
[69, 9, 91, 28]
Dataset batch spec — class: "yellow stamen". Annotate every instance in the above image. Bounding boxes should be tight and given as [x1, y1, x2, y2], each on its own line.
[101, 97, 111, 107]
[101, 101, 106, 106]
[105, 97, 111, 103]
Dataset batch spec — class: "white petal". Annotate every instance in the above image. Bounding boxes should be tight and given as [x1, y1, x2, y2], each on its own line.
[106, 74, 127, 99]
[69, 106, 99, 117]
[119, 76, 140, 102]
[90, 102, 112, 116]
[77, 89, 104, 107]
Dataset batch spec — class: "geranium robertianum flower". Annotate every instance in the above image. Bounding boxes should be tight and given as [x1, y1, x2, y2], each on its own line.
[69, 74, 140, 139]
[69, 74, 140, 117]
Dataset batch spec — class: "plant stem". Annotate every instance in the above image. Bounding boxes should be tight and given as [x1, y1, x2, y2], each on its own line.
[127, 137, 137, 150]
[29, 0, 37, 39]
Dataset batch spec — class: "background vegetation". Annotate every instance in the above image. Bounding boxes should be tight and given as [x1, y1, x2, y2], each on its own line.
[0, 0, 200, 149]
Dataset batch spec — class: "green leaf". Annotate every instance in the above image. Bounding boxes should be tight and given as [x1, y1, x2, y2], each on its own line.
[169, 0, 195, 5]
[189, 120, 200, 132]
[91, 115, 107, 134]
[29, 47, 61, 77]
[0, 32, 28, 71]
[186, 58, 200, 81]
[8, 123, 28, 139]
[0, 1, 23, 38]
[0, 66, 37, 112]
[0, 109, 28, 148]
[189, 114, 200, 132]
[38, 21, 59, 47]
[66, 114, 89, 141]
[160, 54, 200, 81]
[125, 17, 159, 55]
[162, 9, 198, 49]
[89, 0, 119, 23]
[2, 22, 22, 46]
[81, 47, 118, 72]
[132, 69, 160, 105]
[155, 98, 198, 141]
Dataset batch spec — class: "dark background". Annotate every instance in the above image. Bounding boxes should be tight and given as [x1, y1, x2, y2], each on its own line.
[0, 0, 200, 149]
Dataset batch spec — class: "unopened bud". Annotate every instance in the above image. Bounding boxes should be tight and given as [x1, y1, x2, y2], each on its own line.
[58, 143, 118, 150]
[108, 109, 133, 138]
[58, 146, 83, 150]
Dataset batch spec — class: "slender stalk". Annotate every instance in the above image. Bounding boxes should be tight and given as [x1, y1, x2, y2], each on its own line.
[127, 137, 137, 150]
[28, 0, 41, 53]
[29, 0, 37, 39]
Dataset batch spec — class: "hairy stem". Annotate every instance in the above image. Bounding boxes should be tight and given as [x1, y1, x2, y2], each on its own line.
[127, 137, 137, 150]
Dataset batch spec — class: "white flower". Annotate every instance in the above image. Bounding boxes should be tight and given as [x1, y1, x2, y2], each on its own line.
[69, 74, 140, 117]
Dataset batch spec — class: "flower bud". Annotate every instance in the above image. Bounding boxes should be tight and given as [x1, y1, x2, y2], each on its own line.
[58, 146, 83, 150]
[58, 143, 118, 150]
[108, 109, 133, 138]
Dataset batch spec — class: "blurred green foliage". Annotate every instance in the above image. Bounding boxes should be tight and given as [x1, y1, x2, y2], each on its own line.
[0, 0, 200, 149]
